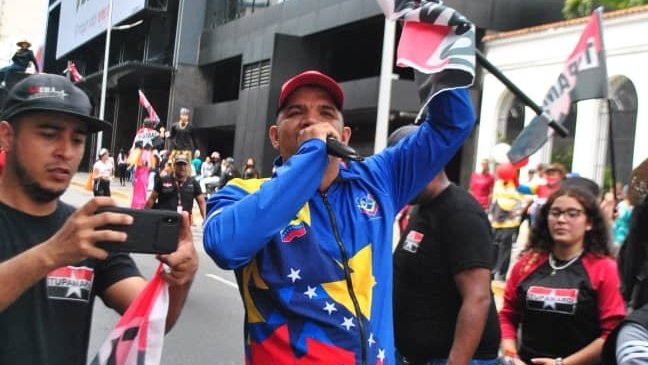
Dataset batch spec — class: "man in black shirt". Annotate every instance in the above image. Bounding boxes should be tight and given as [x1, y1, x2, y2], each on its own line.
[391, 125, 500, 365]
[146, 154, 206, 224]
[168, 107, 195, 167]
[0, 74, 198, 365]
[0, 40, 39, 85]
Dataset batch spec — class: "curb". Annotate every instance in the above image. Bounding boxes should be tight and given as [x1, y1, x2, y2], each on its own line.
[69, 180, 131, 200]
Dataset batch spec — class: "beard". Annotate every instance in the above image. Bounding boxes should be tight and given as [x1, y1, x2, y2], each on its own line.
[9, 152, 66, 203]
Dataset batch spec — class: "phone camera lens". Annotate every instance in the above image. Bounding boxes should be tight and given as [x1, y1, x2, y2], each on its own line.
[166, 217, 176, 224]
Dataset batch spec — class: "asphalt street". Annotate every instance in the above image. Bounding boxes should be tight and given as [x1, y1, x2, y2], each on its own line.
[60, 181, 245, 365]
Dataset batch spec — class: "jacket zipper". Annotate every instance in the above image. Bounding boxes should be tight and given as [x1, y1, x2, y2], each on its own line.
[320, 192, 367, 365]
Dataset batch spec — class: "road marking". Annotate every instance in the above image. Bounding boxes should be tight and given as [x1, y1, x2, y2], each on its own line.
[206, 274, 238, 289]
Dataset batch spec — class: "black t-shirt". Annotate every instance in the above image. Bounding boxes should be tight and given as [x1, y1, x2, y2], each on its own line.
[11, 48, 37, 69]
[517, 260, 602, 363]
[393, 184, 501, 361]
[0, 201, 141, 365]
[154, 174, 202, 212]
[169, 122, 194, 152]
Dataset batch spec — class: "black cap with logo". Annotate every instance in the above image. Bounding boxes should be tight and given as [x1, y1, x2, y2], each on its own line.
[0, 73, 110, 133]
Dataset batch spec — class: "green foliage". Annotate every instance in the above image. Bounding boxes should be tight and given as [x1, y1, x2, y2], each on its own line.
[551, 148, 573, 172]
[563, 0, 648, 19]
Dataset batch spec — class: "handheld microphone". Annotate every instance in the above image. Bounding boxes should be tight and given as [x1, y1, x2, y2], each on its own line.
[326, 137, 364, 162]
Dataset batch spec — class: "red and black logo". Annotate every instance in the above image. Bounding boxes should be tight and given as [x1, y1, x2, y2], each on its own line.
[47, 266, 94, 302]
[526, 286, 579, 314]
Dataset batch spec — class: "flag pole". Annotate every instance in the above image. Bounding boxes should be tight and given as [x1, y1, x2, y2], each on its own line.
[475, 49, 569, 138]
[606, 98, 618, 202]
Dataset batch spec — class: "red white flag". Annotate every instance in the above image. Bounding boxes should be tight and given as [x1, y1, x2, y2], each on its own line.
[90, 264, 169, 365]
[377, 0, 475, 120]
[507, 8, 608, 164]
[64, 61, 85, 83]
[139, 89, 160, 124]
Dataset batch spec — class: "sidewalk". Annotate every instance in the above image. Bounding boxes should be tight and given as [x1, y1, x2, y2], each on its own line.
[70, 172, 204, 225]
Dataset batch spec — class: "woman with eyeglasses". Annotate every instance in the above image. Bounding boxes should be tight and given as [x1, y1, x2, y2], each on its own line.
[499, 186, 625, 365]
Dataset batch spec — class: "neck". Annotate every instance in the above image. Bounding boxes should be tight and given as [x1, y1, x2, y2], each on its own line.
[0, 173, 58, 216]
[552, 243, 584, 261]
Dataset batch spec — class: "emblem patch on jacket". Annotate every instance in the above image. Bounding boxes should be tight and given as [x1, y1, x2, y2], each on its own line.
[280, 222, 307, 243]
[357, 193, 379, 217]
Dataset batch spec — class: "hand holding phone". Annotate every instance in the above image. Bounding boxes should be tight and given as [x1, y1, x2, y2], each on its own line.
[95, 207, 181, 254]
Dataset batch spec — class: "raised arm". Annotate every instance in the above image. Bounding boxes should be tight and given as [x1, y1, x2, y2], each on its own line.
[203, 139, 327, 269]
[365, 88, 476, 210]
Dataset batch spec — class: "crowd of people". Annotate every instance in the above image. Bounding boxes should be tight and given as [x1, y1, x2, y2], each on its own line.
[1, 70, 648, 365]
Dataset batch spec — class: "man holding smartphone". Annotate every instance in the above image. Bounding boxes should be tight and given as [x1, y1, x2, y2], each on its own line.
[0, 73, 198, 365]
[145, 154, 206, 225]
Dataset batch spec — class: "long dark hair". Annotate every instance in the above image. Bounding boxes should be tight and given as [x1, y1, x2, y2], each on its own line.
[618, 198, 648, 305]
[527, 186, 611, 255]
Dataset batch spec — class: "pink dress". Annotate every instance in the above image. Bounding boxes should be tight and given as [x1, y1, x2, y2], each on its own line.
[130, 150, 151, 209]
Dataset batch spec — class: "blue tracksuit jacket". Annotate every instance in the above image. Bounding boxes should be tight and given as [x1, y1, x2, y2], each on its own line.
[203, 89, 475, 365]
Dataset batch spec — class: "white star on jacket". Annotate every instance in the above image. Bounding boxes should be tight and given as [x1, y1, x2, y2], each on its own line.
[304, 285, 317, 299]
[341, 317, 355, 331]
[368, 333, 376, 347]
[287, 268, 301, 283]
[377, 349, 386, 361]
[323, 301, 337, 315]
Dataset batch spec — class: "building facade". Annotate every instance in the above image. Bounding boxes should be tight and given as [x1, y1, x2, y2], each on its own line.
[477, 6, 647, 187]
[42, 0, 565, 179]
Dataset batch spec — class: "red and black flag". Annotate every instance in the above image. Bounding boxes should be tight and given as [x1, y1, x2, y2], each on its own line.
[376, 0, 476, 120]
[90, 264, 169, 365]
[138, 89, 160, 125]
[63, 61, 85, 83]
[508, 7, 608, 164]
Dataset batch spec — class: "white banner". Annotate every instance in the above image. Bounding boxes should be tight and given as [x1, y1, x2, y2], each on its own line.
[56, 0, 146, 59]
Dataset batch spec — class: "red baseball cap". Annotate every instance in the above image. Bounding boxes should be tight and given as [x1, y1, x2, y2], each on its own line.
[277, 70, 344, 112]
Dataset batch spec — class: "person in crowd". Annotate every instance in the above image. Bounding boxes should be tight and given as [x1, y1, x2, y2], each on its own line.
[92, 148, 114, 197]
[0, 40, 39, 85]
[500, 185, 625, 365]
[116, 148, 128, 186]
[602, 195, 648, 365]
[192, 150, 202, 178]
[390, 125, 500, 365]
[168, 107, 195, 164]
[0, 73, 197, 364]
[612, 186, 633, 254]
[217, 157, 240, 189]
[470, 158, 495, 210]
[201, 155, 216, 179]
[490, 162, 525, 281]
[146, 155, 206, 225]
[241, 157, 260, 179]
[202, 70, 475, 364]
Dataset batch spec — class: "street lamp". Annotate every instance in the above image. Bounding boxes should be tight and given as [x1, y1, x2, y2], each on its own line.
[96, 0, 143, 158]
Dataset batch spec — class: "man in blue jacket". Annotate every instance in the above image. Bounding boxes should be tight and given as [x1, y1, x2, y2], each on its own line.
[203, 70, 475, 365]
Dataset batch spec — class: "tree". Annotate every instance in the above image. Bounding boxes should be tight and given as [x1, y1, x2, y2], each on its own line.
[563, 0, 648, 19]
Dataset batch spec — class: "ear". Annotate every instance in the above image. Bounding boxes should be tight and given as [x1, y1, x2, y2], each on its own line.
[341, 125, 352, 145]
[0, 121, 14, 152]
[268, 125, 280, 150]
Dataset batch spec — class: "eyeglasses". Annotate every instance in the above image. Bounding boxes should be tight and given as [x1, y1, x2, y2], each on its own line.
[548, 208, 584, 219]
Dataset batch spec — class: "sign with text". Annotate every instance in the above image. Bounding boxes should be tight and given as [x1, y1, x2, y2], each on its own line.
[56, 0, 145, 59]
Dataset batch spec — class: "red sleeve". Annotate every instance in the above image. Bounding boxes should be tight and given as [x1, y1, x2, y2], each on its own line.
[499, 252, 547, 339]
[582, 254, 626, 339]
